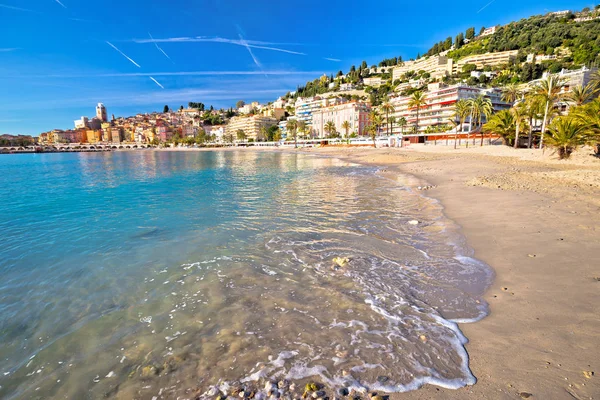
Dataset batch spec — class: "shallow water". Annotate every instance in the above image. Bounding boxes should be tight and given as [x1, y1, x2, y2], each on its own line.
[0, 150, 492, 399]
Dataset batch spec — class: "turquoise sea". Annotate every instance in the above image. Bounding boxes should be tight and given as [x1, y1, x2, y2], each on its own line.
[0, 150, 492, 399]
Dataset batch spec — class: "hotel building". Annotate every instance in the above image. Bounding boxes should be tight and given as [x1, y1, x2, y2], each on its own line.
[454, 50, 519, 72]
[392, 55, 454, 81]
[388, 83, 511, 135]
[225, 115, 278, 141]
[311, 102, 371, 138]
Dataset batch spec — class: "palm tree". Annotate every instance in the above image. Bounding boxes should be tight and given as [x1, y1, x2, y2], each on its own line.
[533, 75, 566, 150]
[324, 121, 337, 138]
[368, 110, 382, 148]
[502, 83, 522, 105]
[454, 99, 470, 148]
[545, 117, 588, 159]
[511, 102, 528, 148]
[523, 94, 543, 148]
[566, 84, 598, 106]
[573, 99, 600, 155]
[467, 95, 494, 146]
[297, 120, 307, 139]
[286, 119, 298, 148]
[380, 101, 395, 136]
[341, 120, 351, 143]
[408, 91, 427, 134]
[257, 126, 268, 142]
[483, 110, 516, 146]
[236, 129, 247, 142]
[398, 117, 407, 135]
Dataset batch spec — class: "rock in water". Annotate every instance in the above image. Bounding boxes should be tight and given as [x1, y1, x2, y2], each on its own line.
[332, 257, 350, 268]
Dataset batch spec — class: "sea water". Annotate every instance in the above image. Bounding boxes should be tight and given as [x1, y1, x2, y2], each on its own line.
[0, 150, 492, 399]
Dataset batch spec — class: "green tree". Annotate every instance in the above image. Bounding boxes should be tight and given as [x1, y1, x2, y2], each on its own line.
[368, 111, 382, 148]
[453, 99, 471, 148]
[502, 83, 522, 105]
[466, 27, 475, 40]
[546, 117, 588, 159]
[163, 105, 169, 113]
[408, 91, 428, 134]
[397, 116, 407, 135]
[297, 120, 307, 139]
[573, 99, 600, 155]
[236, 129, 247, 141]
[455, 32, 465, 48]
[566, 84, 598, 106]
[483, 109, 516, 145]
[236, 100, 245, 109]
[467, 95, 494, 146]
[324, 120, 337, 138]
[534, 75, 566, 150]
[380, 101, 396, 136]
[511, 103, 528, 148]
[286, 119, 298, 148]
[341, 120, 351, 143]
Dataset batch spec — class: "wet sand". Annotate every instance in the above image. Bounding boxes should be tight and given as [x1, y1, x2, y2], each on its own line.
[287, 145, 600, 399]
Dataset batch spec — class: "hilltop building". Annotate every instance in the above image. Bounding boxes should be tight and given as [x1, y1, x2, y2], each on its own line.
[96, 103, 107, 122]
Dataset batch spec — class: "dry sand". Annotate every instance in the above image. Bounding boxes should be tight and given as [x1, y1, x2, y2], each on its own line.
[290, 144, 600, 399]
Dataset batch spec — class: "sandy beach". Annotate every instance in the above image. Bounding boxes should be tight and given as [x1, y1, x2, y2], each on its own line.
[285, 144, 600, 399]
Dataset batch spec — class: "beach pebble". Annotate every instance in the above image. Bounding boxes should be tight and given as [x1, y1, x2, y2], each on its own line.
[408, 220, 419, 225]
[519, 392, 533, 399]
[278, 380, 288, 389]
[105, 371, 115, 378]
[419, 335, 427, 342]
[265, 382, 276, 393]
[377, 376, 389, 383]
[583, 371, 594, 379]
[338, 388, 349, 397]
[527, 254, 536, 258]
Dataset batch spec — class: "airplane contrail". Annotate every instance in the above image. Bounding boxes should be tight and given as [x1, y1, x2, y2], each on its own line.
[55, 0, 67, 8]
[148, 32, 174, 63]
[477, 0, 497, 13]
[106, 41, 141, 68]
[149, 76, 164, 89]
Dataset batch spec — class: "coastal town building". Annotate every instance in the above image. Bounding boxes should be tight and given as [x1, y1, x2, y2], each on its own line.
[96, 103, 107, 122]
[454, 50, 519, 72]
[311, 102, 371, 138]
[479, 26, 498, 37]
[74, 116, 89, 129]
[392, 55, 453, 81]
[363, 77, 383, 87]
[388, 82, 511, 135]
[225, 115, 277, 141]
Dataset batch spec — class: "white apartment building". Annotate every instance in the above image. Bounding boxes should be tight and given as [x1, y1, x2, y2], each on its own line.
[239, 102, 261, 114]
[311, 102, 371, 138]
[225, 115, 277, 141]
[392, 55, 453, 81]
[479, 26, 498, 37]
[526, 53, 558, 63]
[455, 50, 519, 72]
[388, 83, 511, 135]
[294, 97, 333, 129]
[527, 66, 598, 112]
[210, 125, 226, 142]
[74, 116, 89, 129]
[363, 77, 383, 87]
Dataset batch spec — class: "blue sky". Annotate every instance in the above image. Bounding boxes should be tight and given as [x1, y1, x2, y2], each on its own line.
[0, 0, 593, 135]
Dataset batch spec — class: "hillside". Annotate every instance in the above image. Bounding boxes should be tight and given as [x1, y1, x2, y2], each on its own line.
[286, 5, 600, 102]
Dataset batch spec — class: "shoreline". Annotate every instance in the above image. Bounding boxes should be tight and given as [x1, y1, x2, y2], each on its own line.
[283, 145, 599, 399]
